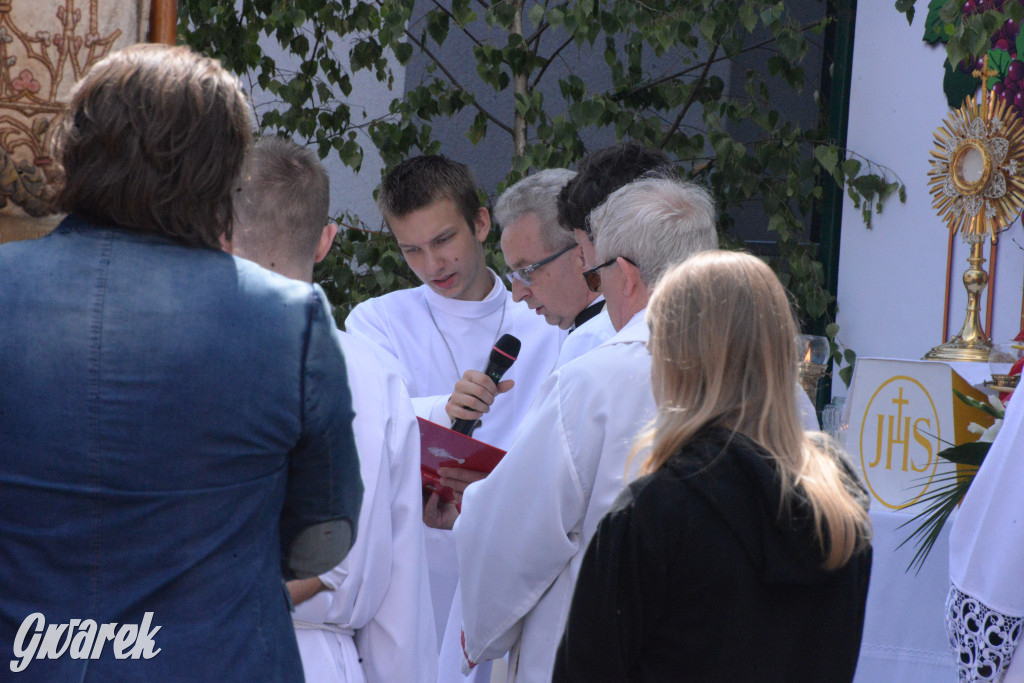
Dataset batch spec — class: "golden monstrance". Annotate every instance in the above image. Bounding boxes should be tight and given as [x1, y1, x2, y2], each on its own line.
[925, 56, 1024, 361]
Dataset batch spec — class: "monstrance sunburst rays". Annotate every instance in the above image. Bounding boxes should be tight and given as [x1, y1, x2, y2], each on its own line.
[923, 56, 1023, 362]
[928, 93, 1024, 243]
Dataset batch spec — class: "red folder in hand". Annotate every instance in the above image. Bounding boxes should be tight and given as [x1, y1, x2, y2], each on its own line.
[419, 417, 506, 503]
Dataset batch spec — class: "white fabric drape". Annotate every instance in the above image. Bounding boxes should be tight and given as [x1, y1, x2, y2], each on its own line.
[454, 311, 654, 683]
[292, 332, 436, 683]
[948, 390, 1024, 681]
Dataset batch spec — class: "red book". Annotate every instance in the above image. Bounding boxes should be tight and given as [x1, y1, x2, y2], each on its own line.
[419, 417, 506, 503]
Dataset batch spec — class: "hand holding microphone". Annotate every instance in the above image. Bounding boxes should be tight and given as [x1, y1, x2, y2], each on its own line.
[446, 334, 521, 436]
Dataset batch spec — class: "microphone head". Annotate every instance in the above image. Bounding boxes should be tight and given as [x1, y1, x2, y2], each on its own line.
[489, 333, 521, 370]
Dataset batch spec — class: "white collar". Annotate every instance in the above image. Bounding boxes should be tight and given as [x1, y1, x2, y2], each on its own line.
[421, 269, 506, 319]
[600, 307, 648, 347]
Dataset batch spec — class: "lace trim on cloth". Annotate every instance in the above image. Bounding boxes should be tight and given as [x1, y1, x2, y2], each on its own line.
[946, 584, 1024, 682]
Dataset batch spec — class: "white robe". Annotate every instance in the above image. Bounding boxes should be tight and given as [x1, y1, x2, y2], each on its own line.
[292, 332, 436, 683]
[947, 389, 1024, 682]
[454, 311, 654, 683]
[554, 303, 616, 370]
[345, 272, 564, 679]
[344, 272, 564, 451]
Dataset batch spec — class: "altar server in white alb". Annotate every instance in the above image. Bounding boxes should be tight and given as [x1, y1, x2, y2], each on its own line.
[231, 136, 436, 683]
[495, 169, 615, 369]
[946, 388, 1024, 682]
[455, 176, 719, 682]
[343, 155, 564, 663]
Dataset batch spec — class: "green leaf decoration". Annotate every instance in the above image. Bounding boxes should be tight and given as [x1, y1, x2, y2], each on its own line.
[923, 0, 954, 44]
[943, 58, 979, 108]
[897, 1, 916, 27]
[898, 381, 1002, 572]
[936, 441, 989, 467]
[953, 388, 1004, 418]
[989, 48, 1012, 81]
[938, 0, 963, 24]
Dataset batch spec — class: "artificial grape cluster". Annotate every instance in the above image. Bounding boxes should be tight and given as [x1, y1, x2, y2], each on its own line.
[956, 1, 1024, 118]
[962, 0, 1007, 15]
[990, 57, 1024, 113]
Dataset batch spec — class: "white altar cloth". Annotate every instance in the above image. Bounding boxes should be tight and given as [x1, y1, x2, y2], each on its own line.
[854, 509, 956, 682]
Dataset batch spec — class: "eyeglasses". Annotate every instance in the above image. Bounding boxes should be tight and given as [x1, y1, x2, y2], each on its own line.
[503, 244, 576, 286]
[582, 256, 636, 293]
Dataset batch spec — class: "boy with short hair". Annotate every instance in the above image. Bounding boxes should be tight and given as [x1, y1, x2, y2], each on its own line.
[345, 155, 563, 676]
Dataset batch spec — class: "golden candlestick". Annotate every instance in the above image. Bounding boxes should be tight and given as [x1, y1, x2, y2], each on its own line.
[924, 240, 992, 361]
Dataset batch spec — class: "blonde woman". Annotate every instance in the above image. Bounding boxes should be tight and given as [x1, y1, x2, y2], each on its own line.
[553, 251, 873, 682]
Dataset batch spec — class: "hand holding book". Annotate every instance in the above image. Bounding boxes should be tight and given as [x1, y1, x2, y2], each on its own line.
[422, 467, 490, 529]
[419, 417, 506, 524]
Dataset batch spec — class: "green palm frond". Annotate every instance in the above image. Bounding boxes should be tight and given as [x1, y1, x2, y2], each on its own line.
[897, 468, 973, 574]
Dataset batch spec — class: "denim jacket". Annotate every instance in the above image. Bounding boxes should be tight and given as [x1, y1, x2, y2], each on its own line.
[0, 215, 362, 680]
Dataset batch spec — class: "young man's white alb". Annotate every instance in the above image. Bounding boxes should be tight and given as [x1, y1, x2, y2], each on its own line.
[345, 271, 564, 666]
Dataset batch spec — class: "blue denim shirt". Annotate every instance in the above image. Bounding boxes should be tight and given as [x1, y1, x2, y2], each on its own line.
[0, 215, 362, 680]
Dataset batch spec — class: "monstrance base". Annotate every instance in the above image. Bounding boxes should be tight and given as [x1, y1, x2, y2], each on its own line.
[923, 336, 992, 362]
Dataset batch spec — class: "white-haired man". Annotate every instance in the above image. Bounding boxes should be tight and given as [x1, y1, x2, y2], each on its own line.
[231, 136, 436, 683]
[496, 169, 615, 368]
[454, 177, 720, 682]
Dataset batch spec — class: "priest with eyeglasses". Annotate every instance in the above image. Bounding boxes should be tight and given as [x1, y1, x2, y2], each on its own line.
[453, 177, 720, 683]
[496, 168, 616, 370]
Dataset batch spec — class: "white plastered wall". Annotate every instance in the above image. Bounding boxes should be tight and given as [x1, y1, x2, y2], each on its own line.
[836, 2, 1024, 382]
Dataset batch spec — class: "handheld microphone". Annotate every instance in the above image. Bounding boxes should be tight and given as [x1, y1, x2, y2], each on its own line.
[450, 334, 521, 436]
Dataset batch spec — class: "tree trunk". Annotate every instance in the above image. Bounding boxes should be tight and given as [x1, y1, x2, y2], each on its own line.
[512, 0, 527, 157]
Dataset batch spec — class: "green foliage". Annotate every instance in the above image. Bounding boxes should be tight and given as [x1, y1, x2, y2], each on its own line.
[178, 0, 393, 167]
[313, 220, 417, 328]
[921, 0, 953, 43]
[813, 145, 904, 230]
[181, 0, 905, 353]
[823, 322, 857, 388]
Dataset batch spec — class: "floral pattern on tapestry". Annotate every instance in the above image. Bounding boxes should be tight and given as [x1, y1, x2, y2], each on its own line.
[0, 0, 146, 222]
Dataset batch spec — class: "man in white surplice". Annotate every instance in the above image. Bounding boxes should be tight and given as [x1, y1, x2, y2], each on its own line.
[454, 176, 720, 682]
[231, 137, 436, 683]
[343, 155, 564, 674]
[557, 141, 823, 428]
